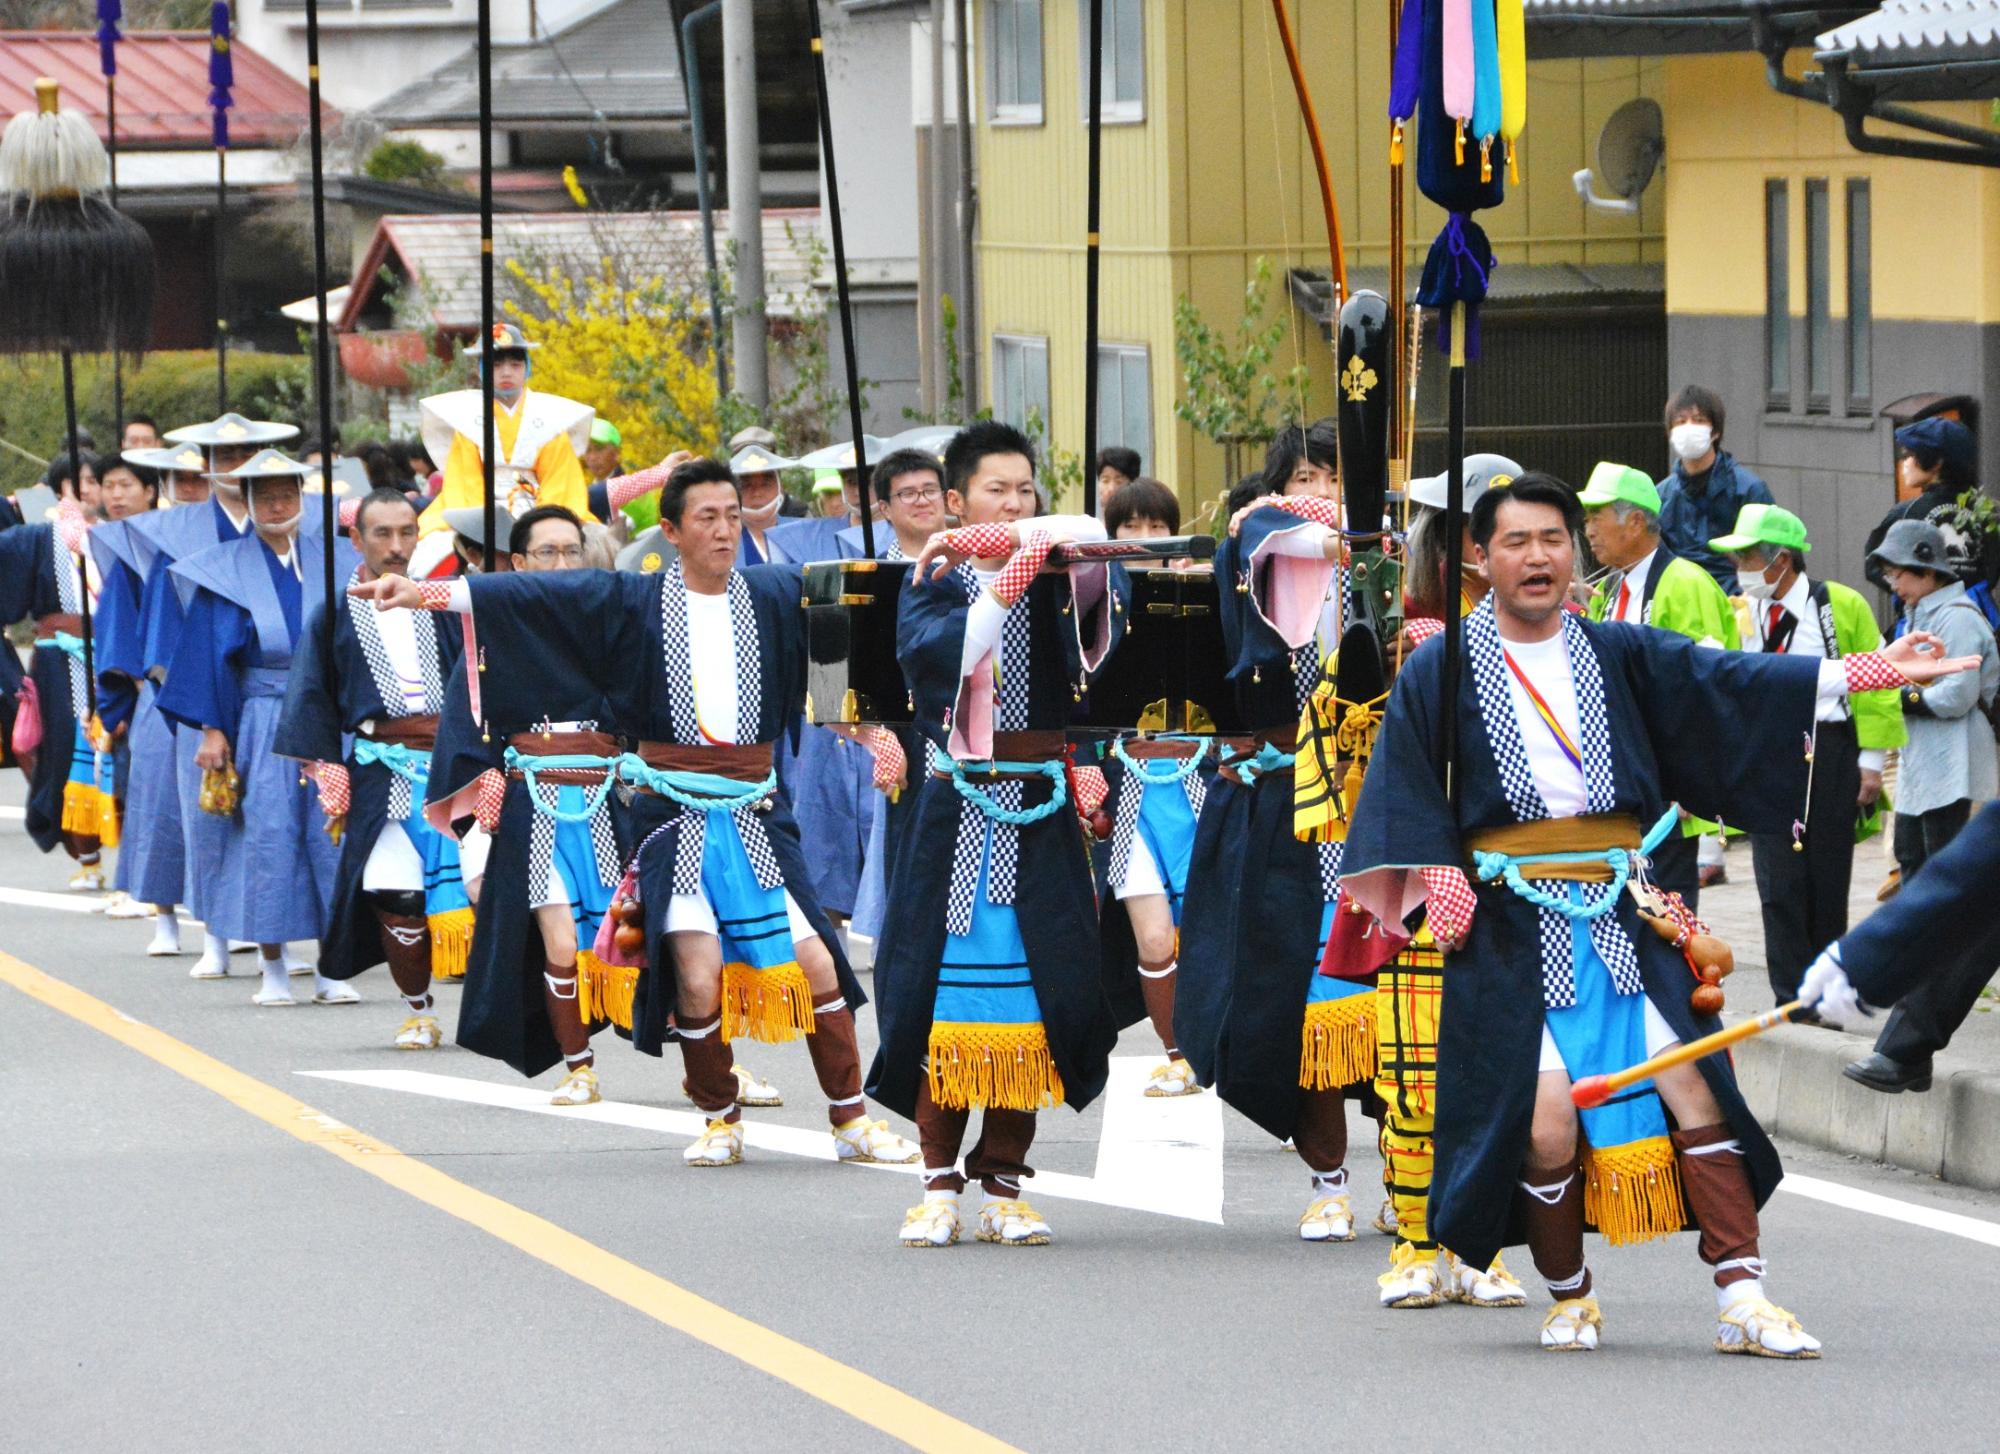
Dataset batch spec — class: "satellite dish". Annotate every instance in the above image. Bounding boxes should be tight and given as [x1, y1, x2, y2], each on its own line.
[1572, 97, 1664, 216]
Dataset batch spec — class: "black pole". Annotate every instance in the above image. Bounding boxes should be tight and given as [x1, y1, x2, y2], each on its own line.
[478, 0, 497, 570]
[106, 72, 124, 431]
[304, 0, 336, 654]
[1439, 303, 1466, 805]
[60, 348, 94, 695]
[807, 0, 876, 557]
[1081, 0, 1103, 517]
[680, 0, 728, 401]
[214, 146, 229, 412]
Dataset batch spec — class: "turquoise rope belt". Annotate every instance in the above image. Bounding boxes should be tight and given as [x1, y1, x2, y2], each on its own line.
[1470, 807, 1681, 921]
[1224, 740, 1295, 787]
[354, 738, 431, 787]
[927, 743, 1069, 826]
[501, 748, 776, 825]
[1110, 734, 1209, 785]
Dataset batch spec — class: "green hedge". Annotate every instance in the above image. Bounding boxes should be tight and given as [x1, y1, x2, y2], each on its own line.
[0, 351, 312, 494]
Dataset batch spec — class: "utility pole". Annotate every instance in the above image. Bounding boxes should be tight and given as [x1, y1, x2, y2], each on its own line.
[723, 0, 767, 410]
[925, 0, 948, 417]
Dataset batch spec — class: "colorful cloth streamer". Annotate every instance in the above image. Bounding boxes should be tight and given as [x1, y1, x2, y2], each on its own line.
[1412, 0, 1510, 357]
[209, 3, 234, 150]
[97, 0, 122, 77]
[1470, 0, 1503, 172]
[1497, 0, 1527, 177]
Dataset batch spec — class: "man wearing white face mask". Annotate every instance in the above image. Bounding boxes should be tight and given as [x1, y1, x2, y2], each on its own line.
[160, 451, 360, 1008]
[1656, 386, 1774, 591]
[1711, 504, 1904, 1020]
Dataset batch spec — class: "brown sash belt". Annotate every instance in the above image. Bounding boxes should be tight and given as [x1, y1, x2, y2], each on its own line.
[929, 729, 1068, 782]
[1116, 738, 1210, 762]
[1215, 726, 1300, 787]
[361, 714, 440, 751]
[1463, 812, 1643, 882]
[36, 613, 84, 639]
[631, 739, 774, 783]
[505, 730, 621, 784]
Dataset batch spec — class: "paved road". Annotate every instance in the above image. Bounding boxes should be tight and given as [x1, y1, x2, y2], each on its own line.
[4, 782, 1997, 1453]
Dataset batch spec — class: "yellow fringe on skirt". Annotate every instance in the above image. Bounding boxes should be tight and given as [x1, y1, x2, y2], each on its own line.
[721, 960, 815, 1044]
[62, 780, 119, 847]
[577, 951, 637, 1030]
[1584, 1135, 1687, 1247]
[428, 907, 475, 982]
[1299, 991, 1379, 1090]
[926, 1021, 1066, 1111]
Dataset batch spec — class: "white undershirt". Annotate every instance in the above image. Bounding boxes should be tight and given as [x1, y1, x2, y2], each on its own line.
[1497, 632, 1590, 817]
[961, 565, 1007, 729]
[685, 589, 740, 743]
[1608, 547, 1659, 623]
[372, 601, 430, 714]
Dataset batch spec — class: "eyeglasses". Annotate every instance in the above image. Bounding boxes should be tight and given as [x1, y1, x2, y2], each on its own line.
[891, 485, 942, 505]
[524, 545, 585, 564]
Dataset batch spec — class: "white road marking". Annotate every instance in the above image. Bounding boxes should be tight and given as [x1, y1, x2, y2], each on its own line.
[302, 1057, 1228, 1224]
[0, 805, 23, 820]
[1777, 1172, 2000, 1249]
[0, 885, 110, 914]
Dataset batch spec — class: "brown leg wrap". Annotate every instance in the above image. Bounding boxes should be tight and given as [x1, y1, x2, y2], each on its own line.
[65, 831, 99, 862]
[965, 1108, 1038, 1198]
[915, 1077, 970, 1194]
[806, 989, 866, 1126]
[1672, 1123, 1762, 1287]
[1520, 1156, 1592, 1300]
[1291, 1086, 1350, 1175]
[542, 959, 592, 1070]
[375, 910, 433, 1003]
[1138, 959, 1181, 1058]
[678, 1014, 740, 1121]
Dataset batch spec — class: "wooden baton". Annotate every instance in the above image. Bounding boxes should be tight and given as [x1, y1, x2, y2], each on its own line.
[1570, 1001, 1805, 1109]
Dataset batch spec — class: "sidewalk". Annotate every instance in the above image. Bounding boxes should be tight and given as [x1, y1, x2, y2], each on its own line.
[1700, 834, 2000, 1190]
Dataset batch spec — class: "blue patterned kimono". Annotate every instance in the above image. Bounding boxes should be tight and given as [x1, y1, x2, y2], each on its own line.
[865, 565, 1120, 1121]
[425, 566, 861, 1072]
[157, 532, 353, 944]
[1340, 608, 1822, 1272]
[275, 574, 469, 981]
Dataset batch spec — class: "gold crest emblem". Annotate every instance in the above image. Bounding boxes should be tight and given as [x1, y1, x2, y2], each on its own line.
[1340, 355, 1376, 403]
[641, 552, 663, 572]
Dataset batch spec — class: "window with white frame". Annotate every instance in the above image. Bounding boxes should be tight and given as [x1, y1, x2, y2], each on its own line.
[990, 0, 1044, 122]
[1095, 344, 1150, 472]
[992, 334, 1051, 434]
[1078, 0, 1144, 121]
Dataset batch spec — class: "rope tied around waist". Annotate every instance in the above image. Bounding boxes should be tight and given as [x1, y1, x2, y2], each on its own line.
[929, 743, 1069, 825]
[1471, 807, 1680, 921]
[502, 748, 776, 825]
[33, 630, 87, 660]
[1226, 740, 1297, 787]
[1109, 734, 1209, 785]
[354, 738, 432, 788]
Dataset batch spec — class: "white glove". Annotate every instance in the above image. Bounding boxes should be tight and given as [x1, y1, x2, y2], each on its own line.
[1798, 944, 1871, 1029]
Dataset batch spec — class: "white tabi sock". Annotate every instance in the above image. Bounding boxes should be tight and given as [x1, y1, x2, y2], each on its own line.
[203, 931, 228, 962]
[1310, 1167, 1348, 1197]
[260, 959, 290, 995]
[1716, 1259, 1768, 1311]
[150, 914, 180, 951]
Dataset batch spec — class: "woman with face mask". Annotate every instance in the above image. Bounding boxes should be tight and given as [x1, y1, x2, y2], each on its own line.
[1654, 385, 1775, 592]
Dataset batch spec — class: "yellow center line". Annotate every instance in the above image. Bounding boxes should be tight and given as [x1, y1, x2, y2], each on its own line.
[0, 950, 1023, 1454]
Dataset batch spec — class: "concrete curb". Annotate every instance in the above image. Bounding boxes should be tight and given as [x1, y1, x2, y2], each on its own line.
[1733, 1019, 2000, 1190]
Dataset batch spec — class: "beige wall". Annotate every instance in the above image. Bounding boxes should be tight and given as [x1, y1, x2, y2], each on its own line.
[971, 0, 1668, 507]
[1665, 50, 2000, 326]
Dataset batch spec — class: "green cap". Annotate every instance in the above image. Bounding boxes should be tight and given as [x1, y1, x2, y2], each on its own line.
[589, 418, 622, 448]
[812, 467, 844, 494]
[1710, 502, 1811, 555]
[1576, 461, 1661, 514]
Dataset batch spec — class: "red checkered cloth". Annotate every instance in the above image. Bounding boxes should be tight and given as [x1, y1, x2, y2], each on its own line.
[1843, 651, 1912, 693]
[993, 529, 1054, 607]
[416, 580, 455, 611]
[857, 726, 906, 793]
[473, 768, 506, 832]
[606, 463, 673, 512]
[1418, 865, 1476, 943]
[1264, 494, 1340, 530]
[312, 761, 351, 817]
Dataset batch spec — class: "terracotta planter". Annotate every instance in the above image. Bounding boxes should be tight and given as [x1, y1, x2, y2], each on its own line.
[338, 329, 432, 390]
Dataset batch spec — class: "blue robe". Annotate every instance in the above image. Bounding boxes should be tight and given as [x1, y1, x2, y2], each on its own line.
[0, 524, 106, 853]
[1175, 509, 1354, 1140]
[1339, 617, 1821, 1271]
[90, 520, 183, 905]
[865, 568, 1119, 1120]
[765, 513, 852, 565]
[157, 533, 353, 944]
[428, 567, 862, 1071]
[275, 578, 466, 981]
[129, 500, 256, 919]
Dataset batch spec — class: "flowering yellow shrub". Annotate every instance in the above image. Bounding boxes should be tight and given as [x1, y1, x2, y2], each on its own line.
[503, 259, 722, 468]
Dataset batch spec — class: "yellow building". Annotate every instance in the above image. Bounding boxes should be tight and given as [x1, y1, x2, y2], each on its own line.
[968, 0, 1673, 511]
[1528, 0, 2000, 592]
